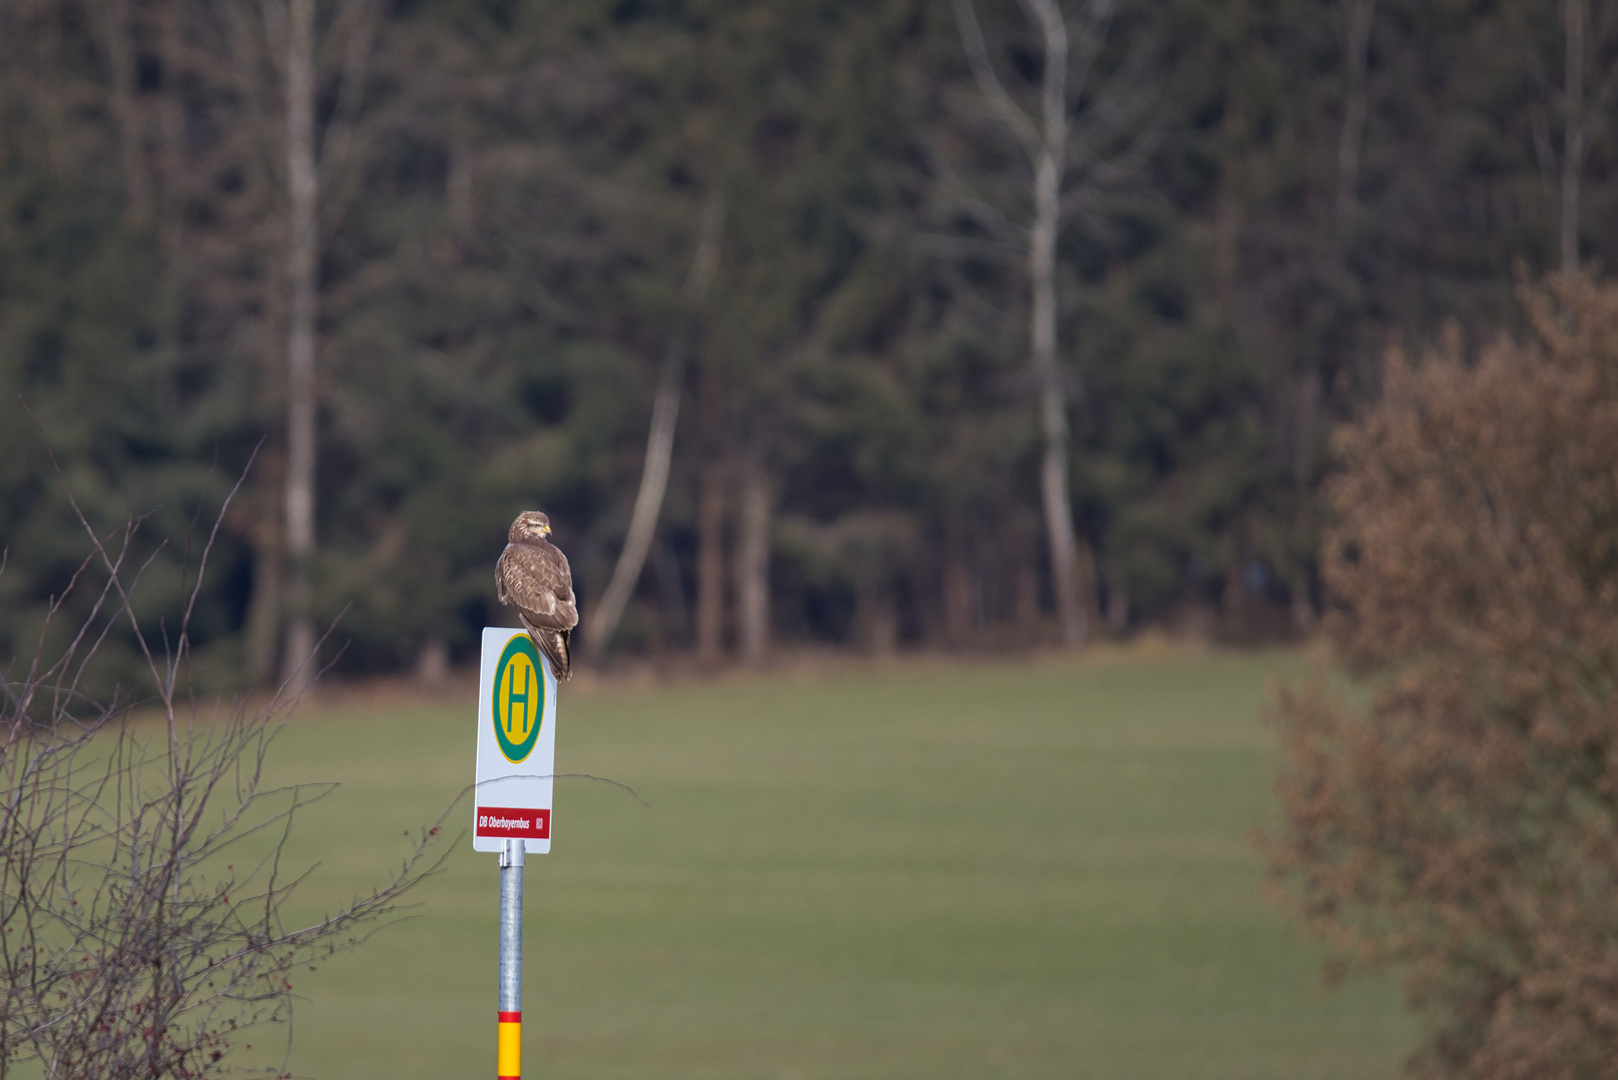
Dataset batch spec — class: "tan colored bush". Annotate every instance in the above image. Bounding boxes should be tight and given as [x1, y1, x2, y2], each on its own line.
[1268, 276, 1618, 1079]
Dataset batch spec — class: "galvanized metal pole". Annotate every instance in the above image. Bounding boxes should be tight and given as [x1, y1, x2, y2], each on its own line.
[497, 838, 524, 1080]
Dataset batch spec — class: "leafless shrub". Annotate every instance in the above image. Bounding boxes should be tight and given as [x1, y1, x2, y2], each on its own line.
[0, 462, 449, 1079]
[1266, 274, 1618, 1079]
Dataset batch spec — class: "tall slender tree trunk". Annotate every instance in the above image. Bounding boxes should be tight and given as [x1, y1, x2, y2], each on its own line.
[952, 0, 1127, 650]
[247, 541, 286, 683]
[695, 456, 727, 669]
[1289, 372, 1320, 632]
[1027, 0, 1085, 647]
[585, 194, 724, 658]
[860, 582, 898, 657]
[1562, 0, 1586, 276]
[944, 542, 974, 648]
[734, 452, 771, 665]
[1335, 0, 1375, 224]
[281, 0, 318, 694]
[415, 636, 449, 685]
[588, 347, 684, 654]
[653, 538, 693, 644]
[694, 241, 735, 670]
[245, 447, 286, 684]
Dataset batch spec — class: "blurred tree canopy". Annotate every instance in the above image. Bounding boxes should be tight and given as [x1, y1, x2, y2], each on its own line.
[1267, 275, 1618, 1078]
[2, 0, 1614, 683]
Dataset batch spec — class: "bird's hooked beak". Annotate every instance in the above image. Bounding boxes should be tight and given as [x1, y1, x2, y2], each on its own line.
[541, 523, 552, 536]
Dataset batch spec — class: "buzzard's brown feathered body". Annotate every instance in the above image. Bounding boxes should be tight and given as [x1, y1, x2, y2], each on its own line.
[496, 511, 578, 681]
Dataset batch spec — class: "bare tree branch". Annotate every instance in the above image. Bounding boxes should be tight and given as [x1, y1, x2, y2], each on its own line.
[951, 0, 1041, 155]
[0, 453, 449, 1079]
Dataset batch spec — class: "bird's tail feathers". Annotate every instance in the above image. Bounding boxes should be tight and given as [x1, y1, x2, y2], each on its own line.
[550, 628, 572, 682]
[531, 627, 570, 682]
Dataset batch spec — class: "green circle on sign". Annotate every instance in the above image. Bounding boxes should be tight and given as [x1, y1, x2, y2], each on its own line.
[491, 634, 545, 763]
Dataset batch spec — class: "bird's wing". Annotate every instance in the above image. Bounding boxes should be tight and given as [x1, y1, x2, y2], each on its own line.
[495, 545, 515, 605]
[501, 541, 577, 631]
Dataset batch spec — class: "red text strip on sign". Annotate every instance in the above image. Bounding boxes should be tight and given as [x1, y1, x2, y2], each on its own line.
[475, 807, 551, 839]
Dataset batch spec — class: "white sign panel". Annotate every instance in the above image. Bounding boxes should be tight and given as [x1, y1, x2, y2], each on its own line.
[472, 626, 558, 854]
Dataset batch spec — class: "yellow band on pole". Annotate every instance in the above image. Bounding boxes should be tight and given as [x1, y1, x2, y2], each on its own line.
[497, 1014, 520, 1079]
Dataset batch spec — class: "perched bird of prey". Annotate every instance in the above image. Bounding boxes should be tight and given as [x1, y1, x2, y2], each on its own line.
[496, 510, 578, 681]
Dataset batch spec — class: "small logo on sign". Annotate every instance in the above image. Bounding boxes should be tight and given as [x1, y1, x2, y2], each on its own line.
[492, 634, 545, 763]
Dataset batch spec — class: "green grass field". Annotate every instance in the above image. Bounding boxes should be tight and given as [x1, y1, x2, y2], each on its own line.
[257, 648, 1414, 1080]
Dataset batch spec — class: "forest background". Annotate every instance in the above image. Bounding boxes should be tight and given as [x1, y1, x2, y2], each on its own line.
[2, 0, 1610, 690]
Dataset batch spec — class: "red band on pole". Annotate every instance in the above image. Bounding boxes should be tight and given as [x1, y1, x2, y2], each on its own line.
[497, 1011, 521, 1023]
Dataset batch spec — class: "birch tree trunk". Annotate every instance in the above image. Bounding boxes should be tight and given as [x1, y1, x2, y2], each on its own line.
[953, 0, 1092, 647]
[585, 194, 724, 657]
[1027, 0, 1085, 646]
[281, 0, 318, 694]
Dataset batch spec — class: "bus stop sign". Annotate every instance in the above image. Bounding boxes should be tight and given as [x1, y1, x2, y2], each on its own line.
[473, 627, 557, 854]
